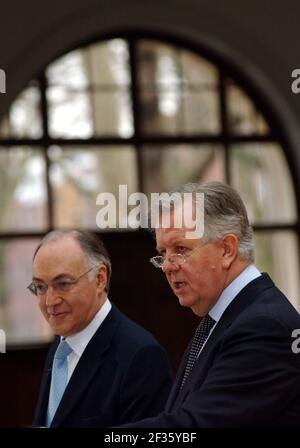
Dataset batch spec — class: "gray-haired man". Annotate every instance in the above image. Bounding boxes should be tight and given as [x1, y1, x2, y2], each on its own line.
[122, 181, 300, 427]
[30, 230, 172, 427]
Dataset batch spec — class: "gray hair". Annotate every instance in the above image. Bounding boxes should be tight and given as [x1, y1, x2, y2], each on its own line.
[33, 230, 112, 292]
[160, 181, 255, 263]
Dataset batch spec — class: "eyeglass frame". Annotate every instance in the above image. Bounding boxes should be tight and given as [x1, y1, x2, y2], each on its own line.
[150, 242, 208, 269]
[27, 266, 97, 297]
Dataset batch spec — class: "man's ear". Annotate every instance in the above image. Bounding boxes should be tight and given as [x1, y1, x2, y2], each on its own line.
[96, 264, 108, 290]
[221, 234, 239, 269]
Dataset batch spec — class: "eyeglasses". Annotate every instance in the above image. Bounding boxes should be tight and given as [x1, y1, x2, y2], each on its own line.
[27, 266, 96, 297]
[150, 243, 206, 269]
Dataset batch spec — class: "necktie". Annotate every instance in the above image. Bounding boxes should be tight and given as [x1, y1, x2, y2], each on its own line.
[181, 315, 215, 389]
[47, 339, 72, 426]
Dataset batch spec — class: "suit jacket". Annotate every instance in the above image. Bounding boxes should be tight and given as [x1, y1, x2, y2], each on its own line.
[124, 274, 300, 427]
[33, 304, 172, 427]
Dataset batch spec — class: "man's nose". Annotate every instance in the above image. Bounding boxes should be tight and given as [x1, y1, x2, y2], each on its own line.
[45, 286, 62, 307]
[162, 256, 179, 274]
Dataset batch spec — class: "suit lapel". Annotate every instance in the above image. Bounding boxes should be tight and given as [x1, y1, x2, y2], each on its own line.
[165, 342, 191, 411]
[169, 273, 274, 410]
[50, 306, 119, 427]
[173, 315, 232, 408]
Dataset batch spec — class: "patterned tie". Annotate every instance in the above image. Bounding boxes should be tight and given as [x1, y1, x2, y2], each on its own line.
[181, 315, 215, 389]
[47, 339, 72, 426]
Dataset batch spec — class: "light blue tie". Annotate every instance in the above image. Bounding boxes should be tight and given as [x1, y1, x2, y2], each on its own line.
[46, 339, 72, 426]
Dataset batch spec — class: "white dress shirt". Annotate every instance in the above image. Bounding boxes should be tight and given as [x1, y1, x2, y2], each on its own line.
[63, 298, 112, 382]
[198, 264, 261, 355]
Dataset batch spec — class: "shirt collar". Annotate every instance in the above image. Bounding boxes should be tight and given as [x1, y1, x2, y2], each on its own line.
[209, 264, 261, 323]
[65, 298, 112, 357]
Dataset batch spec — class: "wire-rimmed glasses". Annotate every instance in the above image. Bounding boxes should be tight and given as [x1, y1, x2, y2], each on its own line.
[27, 266, 96, 296]
[150, 244, 205, 269]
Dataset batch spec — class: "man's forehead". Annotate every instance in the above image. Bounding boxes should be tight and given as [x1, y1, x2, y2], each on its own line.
[33, 236, 85, 266]
[155, 226, 197, 248]
[155, 207, 198, 232]
[155, 194, 204, 240]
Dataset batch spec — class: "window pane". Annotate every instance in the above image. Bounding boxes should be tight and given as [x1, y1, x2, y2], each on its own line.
[230, 143, 297, 224]
[181, 50, 219, 85]
[0, 82, 42, 138]
[181, 50, 220, 134]
[0, 147, 48, 231]
[183, 90, 220, 134]
[254, 231, 300, 312]
[87, 39, 131, 86]
[48, 145, 138, 228]
[226, 80, 269, 135]
[142, 144, 225, 194]
[47, 50, 89, 89]
[47, 40, 133, 138]
[139, 90, 182, 135]
[137, 40, 220, 135]
[86, 90, 133, 138]
[47, 87, 93, 138]
[0, 239, 52, 344]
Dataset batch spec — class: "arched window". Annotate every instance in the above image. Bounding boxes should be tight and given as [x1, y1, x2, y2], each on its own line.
[0, 35, 299, 345]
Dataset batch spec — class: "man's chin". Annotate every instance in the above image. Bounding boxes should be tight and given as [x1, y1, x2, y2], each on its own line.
[176, 294, 204, 315]
[177, 293, 194, 308]
[48, 315, 70, 335]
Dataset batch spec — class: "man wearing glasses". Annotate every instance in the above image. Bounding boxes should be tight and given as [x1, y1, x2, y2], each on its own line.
[30, 230, 172, 427]
[121, 181, 300, 427]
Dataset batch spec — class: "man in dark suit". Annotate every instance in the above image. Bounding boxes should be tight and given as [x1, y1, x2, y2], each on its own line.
[29, 230, 172, 427]
[122, 181, 300, 427]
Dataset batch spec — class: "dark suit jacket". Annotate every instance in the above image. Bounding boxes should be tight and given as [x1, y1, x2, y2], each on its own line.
[123, 274, 300, 427]
[33, 304, 172, 427]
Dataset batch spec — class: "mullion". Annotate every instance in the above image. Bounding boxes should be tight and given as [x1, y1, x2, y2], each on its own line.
[218, 71, 231, 184]
[177, 49, 186, 135]
[128, 38, 144, 192]
[0, 133, 278, 147]
[39, 71, 54, 230]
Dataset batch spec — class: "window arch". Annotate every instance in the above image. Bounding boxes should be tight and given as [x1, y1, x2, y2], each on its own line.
[0, 34, 299, 345]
